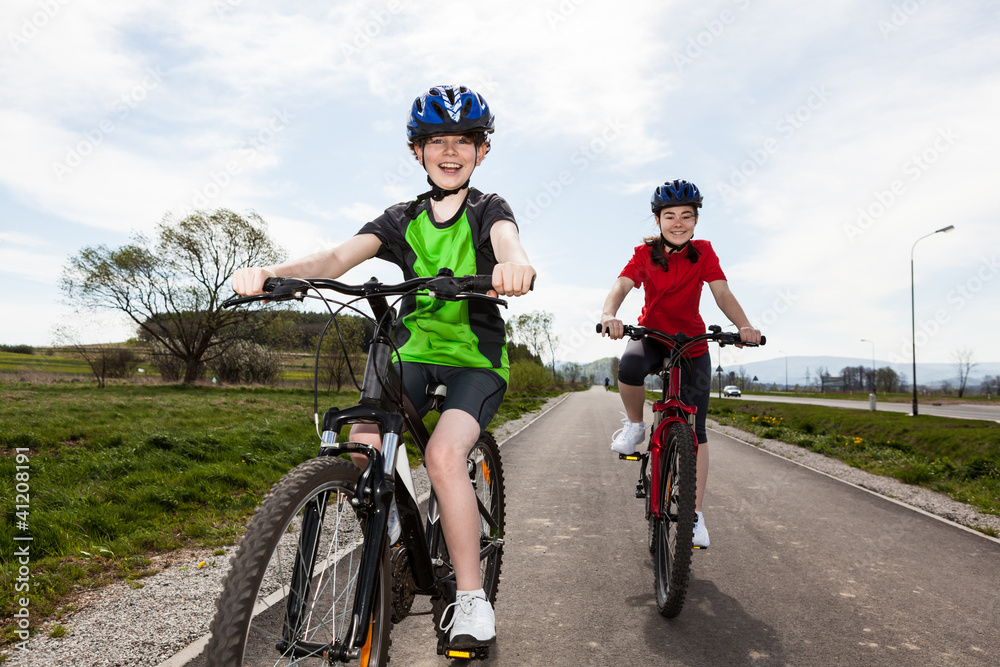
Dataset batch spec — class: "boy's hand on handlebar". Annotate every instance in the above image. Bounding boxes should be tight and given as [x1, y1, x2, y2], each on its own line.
[599, 316, 625, 340]
[231, 267, 277, 296]
[737, 326, 762, 347]
[490, 263, 535, 298]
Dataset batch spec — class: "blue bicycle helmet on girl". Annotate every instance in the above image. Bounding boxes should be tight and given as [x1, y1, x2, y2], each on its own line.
[406, 85, 495, 141]
[651, 179, 703, 213]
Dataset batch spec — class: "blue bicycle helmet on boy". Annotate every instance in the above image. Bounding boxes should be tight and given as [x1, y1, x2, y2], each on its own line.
[406, 85, 495, 141]
[651, 179, 703, 213]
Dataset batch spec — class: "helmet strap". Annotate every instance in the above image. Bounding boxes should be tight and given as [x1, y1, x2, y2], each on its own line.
[659, 235, 702, 264]
[403, 175, 470, 220]
[426, 175, 470, 201]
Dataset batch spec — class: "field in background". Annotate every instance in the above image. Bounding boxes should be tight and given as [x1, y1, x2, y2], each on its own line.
[0, 381, 549, 642]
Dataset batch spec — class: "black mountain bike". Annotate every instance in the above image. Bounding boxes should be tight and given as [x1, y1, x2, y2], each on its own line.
[205, 272, 506, 665]
[598, 323, 763, 618]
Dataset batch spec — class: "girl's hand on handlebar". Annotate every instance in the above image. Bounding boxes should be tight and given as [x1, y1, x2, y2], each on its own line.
[231, 267, 277, 296]
[490, 263, 536, 298]
[737, 326, 762, 347]
[599, 315, 625, 340]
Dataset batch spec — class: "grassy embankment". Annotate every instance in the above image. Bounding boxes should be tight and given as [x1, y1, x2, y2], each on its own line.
[0, 381, 548, 642]
[707, 398, 1000, 529]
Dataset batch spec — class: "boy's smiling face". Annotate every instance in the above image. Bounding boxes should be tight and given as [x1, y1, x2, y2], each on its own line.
[415, 133, 487, 190]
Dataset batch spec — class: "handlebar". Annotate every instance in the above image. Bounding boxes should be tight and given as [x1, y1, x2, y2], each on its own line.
[595, 323, 766, 349]
[222, 270, 506, 309]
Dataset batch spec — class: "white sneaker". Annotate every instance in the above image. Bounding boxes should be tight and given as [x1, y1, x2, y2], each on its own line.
[387, 500, 401, 545]
[693, 511, 710, 548]
[610, 413, 645, 455]
[441, 590, 496, 649]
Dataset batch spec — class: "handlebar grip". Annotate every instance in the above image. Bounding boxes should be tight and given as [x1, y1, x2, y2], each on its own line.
[596, 323, 604, 334]
[469, 275, 495, 294]
[760, 335, 766, 346]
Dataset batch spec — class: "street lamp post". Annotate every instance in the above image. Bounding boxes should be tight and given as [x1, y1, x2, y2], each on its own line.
[777, 351, 788, 392]
[910, 225, 955, 416]
[860, 338, 876, 394]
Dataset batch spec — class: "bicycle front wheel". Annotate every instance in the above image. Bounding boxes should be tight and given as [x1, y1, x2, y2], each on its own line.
[653, 422, 696, 618]
[206, 456, 391, 666]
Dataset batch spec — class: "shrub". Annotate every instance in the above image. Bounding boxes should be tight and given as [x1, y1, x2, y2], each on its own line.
[0, 344, 34, 354]
[209, 340, 281, 385]
[508, 360, 552, 394]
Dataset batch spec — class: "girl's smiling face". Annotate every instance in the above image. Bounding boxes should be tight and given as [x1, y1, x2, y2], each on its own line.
[656, 205, 698, 245]
[415, 133, 486, 191]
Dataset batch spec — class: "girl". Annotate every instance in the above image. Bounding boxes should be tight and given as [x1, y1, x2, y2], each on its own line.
[599, 179, 761, 547]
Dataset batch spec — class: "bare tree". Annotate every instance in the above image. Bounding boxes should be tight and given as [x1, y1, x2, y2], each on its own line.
[60, 209, 285, 384]
[53, 325, 139, 388]
[317, 315, 369, 391]
[953, 346, 978, 398]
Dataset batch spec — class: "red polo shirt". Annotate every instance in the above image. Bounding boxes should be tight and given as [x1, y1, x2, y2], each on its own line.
[619, 239, 726, 357]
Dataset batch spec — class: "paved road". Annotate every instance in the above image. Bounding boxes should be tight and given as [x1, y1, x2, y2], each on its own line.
[386, 387, 1000, 666]
[733, 393, 1000, 422]
[180, 388, 1000, 665]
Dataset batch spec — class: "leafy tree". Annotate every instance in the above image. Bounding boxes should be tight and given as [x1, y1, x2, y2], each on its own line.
[876, 366, 900, 393]
[60, 209, 285, 384]
[563, 362, 581, 384]
[509, 311, 558, 376]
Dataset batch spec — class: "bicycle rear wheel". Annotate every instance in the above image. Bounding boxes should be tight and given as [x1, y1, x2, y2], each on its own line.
[653, 422, 696, 618]
[206, 456, 391, 666]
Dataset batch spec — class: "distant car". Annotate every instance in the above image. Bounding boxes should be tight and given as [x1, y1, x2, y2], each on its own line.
[723, 385, 741, 397]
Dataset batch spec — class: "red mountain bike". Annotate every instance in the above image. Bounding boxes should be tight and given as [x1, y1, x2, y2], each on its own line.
[598, 323, 764, 617]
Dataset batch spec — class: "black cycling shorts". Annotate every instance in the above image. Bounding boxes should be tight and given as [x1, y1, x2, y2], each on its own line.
[398, 362, 507, 431]
[618, 338, 713, 444]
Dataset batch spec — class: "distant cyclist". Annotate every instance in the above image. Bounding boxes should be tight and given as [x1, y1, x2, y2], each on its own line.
[232, 85, 535, 650]
[598, 180, 760, 548]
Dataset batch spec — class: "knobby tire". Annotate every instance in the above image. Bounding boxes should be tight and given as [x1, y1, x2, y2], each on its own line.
[653, 422, 696, 618]
[206, 456, 391, 666]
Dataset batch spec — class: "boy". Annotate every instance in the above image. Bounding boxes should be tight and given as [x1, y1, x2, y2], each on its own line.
[231, 85, 534, 648]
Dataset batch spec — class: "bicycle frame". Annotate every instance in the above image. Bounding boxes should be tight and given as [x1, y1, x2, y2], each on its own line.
[220, 272, 507, 662]
[647, 348, 699, 521]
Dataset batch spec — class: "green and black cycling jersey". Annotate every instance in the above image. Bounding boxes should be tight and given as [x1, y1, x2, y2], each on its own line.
[357, 188, 515, 383]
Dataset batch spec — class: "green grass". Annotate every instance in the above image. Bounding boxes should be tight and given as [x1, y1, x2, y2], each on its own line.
[708, 399, 1000, 517]
[0, 381, 546, 642]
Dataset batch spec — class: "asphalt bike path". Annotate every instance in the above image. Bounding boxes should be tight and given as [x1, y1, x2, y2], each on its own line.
[735, 393, 1000, 423]
[390, 386, 1000, 666]
[177, 387, 1000, 665]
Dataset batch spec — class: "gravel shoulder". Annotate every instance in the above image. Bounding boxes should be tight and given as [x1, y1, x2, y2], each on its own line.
[1, 394, 569, 667]
[6, 393, 998, 666]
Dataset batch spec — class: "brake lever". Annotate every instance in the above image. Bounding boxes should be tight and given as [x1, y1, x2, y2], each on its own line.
[222, 294, 267, 309]
[454, 293, 508, 308]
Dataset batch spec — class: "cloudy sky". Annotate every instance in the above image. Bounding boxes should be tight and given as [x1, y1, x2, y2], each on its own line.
[2, 0, 998, 371]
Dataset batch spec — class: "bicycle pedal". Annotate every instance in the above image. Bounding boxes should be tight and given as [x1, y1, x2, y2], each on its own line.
[618, 452, 642, 461]
[442, 645, 490, 660]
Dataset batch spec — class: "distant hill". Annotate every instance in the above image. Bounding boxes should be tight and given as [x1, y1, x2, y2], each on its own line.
[561, 355, 1000, 391]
